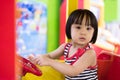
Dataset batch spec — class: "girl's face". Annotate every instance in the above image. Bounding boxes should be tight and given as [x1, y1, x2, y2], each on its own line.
[71, 16, 94, 46]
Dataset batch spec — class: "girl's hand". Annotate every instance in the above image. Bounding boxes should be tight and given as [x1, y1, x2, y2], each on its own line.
[27, 54, 35, 62]
[32, 54, 52, 66]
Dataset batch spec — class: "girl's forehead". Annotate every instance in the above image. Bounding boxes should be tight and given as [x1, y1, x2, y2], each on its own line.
[74, 15, 91, 25]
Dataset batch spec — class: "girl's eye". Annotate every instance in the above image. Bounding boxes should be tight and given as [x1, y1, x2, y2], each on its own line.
[76, 26, 81, 29]
[86, 27, 92, 30]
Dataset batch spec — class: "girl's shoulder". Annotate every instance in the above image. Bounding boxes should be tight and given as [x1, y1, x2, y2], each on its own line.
[60, 42, 71, 47]
[84, 44, 96, 57]
[84, 44, 95, 52]
[58, 43, 68, 50]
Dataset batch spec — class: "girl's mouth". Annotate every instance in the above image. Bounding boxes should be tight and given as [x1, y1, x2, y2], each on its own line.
[79, 37, 86, 41]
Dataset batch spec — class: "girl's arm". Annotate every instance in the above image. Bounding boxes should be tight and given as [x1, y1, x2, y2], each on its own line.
[44, 43, 66, 59]
[37, 49, 97, 77]
[31, 43, 66, 64]
[28, 43, 66, 61]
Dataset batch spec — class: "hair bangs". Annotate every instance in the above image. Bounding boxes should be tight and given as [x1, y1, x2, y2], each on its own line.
[73, 13, 91, 26]
[85, 14, 91, 26]
[73, 13, 84, 24]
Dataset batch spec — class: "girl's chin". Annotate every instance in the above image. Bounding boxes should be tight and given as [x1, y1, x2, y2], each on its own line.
[76, 42, 86, 45]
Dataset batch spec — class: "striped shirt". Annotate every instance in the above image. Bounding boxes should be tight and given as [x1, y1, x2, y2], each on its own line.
[64, 43, 98, 80]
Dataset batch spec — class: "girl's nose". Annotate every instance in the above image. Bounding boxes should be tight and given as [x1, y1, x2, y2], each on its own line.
[79, 27, 86, 35]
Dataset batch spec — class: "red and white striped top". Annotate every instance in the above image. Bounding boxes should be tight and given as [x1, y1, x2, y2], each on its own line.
[64, 43, 98, 80]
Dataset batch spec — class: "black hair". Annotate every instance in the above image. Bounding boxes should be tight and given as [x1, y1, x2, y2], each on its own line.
[65, 9, 98, 44]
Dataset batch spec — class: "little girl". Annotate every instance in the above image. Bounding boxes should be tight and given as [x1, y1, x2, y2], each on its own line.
[30, 9, 98, 80]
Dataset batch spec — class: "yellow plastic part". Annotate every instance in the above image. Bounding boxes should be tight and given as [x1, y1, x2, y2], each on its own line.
[22, 63, 65, 80]
[66, 0, 78, 16]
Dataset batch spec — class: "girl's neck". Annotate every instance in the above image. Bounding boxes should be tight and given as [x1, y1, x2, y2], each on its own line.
[70, 42, 89, 49]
